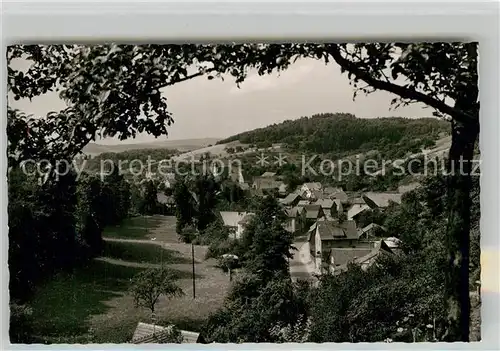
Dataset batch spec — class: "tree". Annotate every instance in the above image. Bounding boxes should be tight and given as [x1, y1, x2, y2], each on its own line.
[141, 180, 158, 215]
[200, 274, 310, 343]
[130, 267, 184, 318]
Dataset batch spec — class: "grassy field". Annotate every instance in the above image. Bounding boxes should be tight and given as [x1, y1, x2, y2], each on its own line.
[102, 240, 191, 265]
[102, 216, 164, 239]
[29, 260, 145, 343]
[25, 215, 230, 344]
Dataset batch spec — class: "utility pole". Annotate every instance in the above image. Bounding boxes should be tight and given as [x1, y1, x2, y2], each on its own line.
[192, 242, 196, 299]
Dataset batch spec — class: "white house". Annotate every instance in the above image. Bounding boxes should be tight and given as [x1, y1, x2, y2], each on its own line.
[220, 211, 255, 239]
[347, 198, 371, 220]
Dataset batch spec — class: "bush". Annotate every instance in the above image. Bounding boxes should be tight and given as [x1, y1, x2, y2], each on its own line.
[205, 239, 241, 260]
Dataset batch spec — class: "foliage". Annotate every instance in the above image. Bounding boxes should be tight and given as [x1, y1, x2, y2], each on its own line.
[9, 303, 35, 343]
[200, 274, 311, 343]
[130, 267, 184, 314]
[219, 113, 448, 156]
[307, 175, 480, 342]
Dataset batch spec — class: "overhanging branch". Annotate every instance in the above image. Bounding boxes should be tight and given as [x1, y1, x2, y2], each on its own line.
[326, 45, 477, 125]
[161, 67, 216, 88]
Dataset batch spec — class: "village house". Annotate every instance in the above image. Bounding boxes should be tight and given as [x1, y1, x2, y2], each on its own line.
[307, 219, 370, 273]
[297, 199, 311, 207]
[219, 211, 255, 239]
[279, 192, 303, 207]
[260, 171, 277, 178]
[347, 197, 371, 220]
[362, 192, 403, 209]
[300, 182, 323, 199]
[330, 189, 349, 203]
[314, 198, 335, 213]
[358, 223, 387, 239]
[284, 206, 305, 233]
[332, 240, 397, 276]
[303, 204, 324, 227]
[131, 322, 200, 344]
[325, 247, 373, 274]
[251, 177, 286, 195]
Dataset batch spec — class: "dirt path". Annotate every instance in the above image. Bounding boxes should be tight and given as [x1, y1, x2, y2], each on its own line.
[289, 235, 316, 282]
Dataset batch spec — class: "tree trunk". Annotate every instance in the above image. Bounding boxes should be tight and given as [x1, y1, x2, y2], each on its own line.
[443, 116, 479, 341]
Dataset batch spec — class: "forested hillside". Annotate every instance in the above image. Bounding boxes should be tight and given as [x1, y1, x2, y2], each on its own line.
[218, 113, 449, 157]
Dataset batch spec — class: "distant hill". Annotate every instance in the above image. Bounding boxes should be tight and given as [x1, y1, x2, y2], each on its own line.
[82, 138, 221, 156]
[218, 113, 450, 158]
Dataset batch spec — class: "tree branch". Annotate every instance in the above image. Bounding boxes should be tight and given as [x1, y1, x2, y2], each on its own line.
[160, 67, 216, 89]
[326, 45, 477, 126]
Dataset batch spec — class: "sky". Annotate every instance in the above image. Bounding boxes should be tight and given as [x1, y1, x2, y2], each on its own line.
[8, 57, 432, 145]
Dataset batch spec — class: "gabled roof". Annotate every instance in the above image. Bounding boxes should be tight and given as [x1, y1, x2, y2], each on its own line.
[329, 248, 373, 266]
[363, 192, 403, 208]
[253, 178, 284, 190]
[297, 199, 310, 207]
[323, 186, 344, 194]
[304, 204, 323, 219]
[317, 220, 358, 240]
[281, 192, 302, 205]
[348, 203, 370, 219]
[220, 211, 252, 227]
[311, 190, 327, 200]
[350, 197, 366, 205]
[131, 322, 200, 344]
[314, 198, 335, 209]
[132, 322, 174, 343]
[302, 182, 322, 190]
[360, 223, 387, 234]
[261, 171, 277, 177]
[330, 190, 349, 202]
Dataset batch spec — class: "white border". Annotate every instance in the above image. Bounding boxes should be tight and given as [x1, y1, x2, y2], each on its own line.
[1, 1, 499, 350]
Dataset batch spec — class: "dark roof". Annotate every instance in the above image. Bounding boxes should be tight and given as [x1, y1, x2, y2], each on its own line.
[253, 178, 284, 190]
[131, 322, 199, 344]
[329, 248, 373, 266]
[304, 204, 322, 219]
[315, 198, 335, 209]
[317, 221, 358, 240]
[330, 190, 349, 202]
[350, 197, 366, 205]
[323, 186, 344, 194]
[360, 223, 387, 234]
[363, 192, 402, 208]
[282, 193, 301, 205]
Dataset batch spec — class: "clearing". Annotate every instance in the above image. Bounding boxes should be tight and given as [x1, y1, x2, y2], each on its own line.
[28, 215, 230, 343]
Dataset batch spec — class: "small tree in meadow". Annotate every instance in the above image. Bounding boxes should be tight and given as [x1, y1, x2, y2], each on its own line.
[130, 267, 184, 320]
